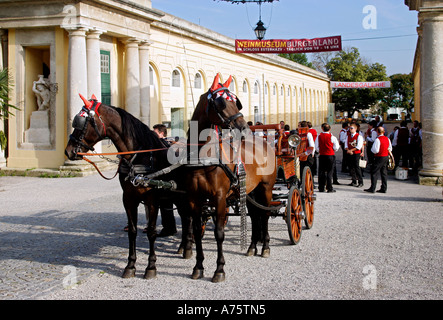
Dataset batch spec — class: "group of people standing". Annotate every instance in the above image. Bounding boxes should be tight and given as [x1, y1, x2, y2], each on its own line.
[303, 116, 394, 194]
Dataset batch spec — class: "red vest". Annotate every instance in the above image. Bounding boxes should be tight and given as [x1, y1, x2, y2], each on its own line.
[347, 133, 361, 154]
[309, 128, 317, 141]
[318, 132, 335, 155]
[375, 135, 389, 157]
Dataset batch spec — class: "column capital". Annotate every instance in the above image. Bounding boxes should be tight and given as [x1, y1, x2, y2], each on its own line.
[121, 37, 141, 46]
[64, 26, 90, 37]
[139, 40, 153, 49]
[87, 28, 106, 39]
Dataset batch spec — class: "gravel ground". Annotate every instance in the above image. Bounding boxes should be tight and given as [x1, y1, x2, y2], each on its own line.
[0, 123, 442, 302]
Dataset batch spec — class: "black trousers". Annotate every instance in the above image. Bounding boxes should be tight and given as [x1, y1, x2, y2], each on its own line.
[318, 155, 335, 191]
[369, 156, 389, 191]
[300, 154, 315, 177]
[348, 153, 363, 185]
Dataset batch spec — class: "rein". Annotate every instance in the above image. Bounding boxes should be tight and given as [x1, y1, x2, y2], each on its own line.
[77, 147, 169, 180]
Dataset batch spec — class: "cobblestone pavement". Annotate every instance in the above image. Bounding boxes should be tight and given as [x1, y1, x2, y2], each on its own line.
[0, 123, 442, 300]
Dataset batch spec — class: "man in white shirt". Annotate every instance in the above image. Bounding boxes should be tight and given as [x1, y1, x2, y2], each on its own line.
[315, 123, 340, 193]
[344, 123, 364, 187]
[339, 122, 349, 173]
[298, 121, 315, 176]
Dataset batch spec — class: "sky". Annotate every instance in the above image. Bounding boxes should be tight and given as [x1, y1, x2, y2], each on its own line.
[151, 0, 419, 76]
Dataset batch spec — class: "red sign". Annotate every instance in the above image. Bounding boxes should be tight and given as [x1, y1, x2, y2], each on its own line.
[331, 81, 391, 89]
[235, 36, 342, 54]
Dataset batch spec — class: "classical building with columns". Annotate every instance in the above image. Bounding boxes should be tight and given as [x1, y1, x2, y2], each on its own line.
[405, 0, 443, 185]
[0, 0, 330, 172]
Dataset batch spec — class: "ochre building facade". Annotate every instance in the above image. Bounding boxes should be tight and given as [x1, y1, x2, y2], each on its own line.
[0, 0, 330, 171]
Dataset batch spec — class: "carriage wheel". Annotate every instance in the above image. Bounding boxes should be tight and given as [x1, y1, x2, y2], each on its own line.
[286, 185, 303, 245]
[301, 166, 314, 229]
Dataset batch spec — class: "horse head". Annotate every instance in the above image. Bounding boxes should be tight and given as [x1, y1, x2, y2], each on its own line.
[203, 73, 247, 131]
[65, 93, 108, 160]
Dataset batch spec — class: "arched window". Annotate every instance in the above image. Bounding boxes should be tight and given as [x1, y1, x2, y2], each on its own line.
[243, 80, 248, 93]
[254, 81, 259, 94]
[194, 72, 202, 89]
[172, 69, 181, 87]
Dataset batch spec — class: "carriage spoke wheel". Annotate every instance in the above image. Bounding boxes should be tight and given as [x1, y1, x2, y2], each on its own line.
[301, 166, 314, 229]
[286, 185, 302, 245]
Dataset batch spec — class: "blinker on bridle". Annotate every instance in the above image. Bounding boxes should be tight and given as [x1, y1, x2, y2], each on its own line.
[207, 74, 243, 128]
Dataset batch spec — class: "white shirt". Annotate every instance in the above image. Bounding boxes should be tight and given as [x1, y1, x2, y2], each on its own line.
[307, 131, 315, 153]
[366, 128, 377, 143]
[371, 135, 392, 154]
[339, 128, 348, 144]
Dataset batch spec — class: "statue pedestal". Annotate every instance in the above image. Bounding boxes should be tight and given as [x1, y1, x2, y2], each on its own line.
[23, 110, 51, 148]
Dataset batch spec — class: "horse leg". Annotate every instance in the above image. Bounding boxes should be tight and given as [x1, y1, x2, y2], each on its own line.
[257, 185, 273, 258]
[245, 200, 260, 256]
[176, 200, 193, 259]
[190, 201, 204, 280]
[143, 200, 158, 279]
[260, 213, 271, 258]
[122, 195, 138, 278]
[212, 196, 227, 283]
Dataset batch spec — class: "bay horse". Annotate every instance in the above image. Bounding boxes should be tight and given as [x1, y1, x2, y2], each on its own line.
[65, 94, 193, 279]
[185, 74, 277, 282]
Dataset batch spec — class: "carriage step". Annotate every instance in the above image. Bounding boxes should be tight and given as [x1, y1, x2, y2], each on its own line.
[272, 193, 288, 200]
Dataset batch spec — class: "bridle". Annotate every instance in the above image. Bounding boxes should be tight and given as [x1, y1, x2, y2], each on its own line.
[69, 98, 106, 157]
[206, 86, 244, 129]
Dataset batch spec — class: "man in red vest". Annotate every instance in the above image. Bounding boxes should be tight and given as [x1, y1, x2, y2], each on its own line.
[344, 123, 364, 187]
[315, 123, 340, 192]
[307, 121, 318, 176]
[365, 126, 392, 193]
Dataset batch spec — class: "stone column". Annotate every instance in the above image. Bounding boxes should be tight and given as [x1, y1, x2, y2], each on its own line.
[0, 30, 7, 167]
[417, 10, 443, 184]
[86, 29, 103, 153]
[86, 29, 103, 101]
[139, 41, 151, 126]
[124, 38, 141, 118]
[66, 27, 88, 137]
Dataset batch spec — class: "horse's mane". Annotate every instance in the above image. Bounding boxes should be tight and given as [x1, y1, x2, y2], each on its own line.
[114, 107, 165, 151]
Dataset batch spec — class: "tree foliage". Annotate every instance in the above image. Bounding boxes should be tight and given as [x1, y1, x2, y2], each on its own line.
[379, 73, 414, 116]
[326, 47, 389, 114]
[0, 68, 18, 150]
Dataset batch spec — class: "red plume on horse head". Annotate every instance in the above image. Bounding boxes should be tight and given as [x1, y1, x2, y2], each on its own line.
[79, 93, 93, 110]
[210, 73, 233, 92]
[210, 73, 220, 92]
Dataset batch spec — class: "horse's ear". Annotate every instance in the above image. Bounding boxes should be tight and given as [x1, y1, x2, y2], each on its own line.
[210, 73, 220, 92]
[91, 94, 97, 100]
[79, 93, 93, 110]
[236, 97, 243, 110]
[223, 75, 232, 89]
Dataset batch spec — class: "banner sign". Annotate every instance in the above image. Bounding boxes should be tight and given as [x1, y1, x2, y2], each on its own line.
[330, 81, 391, 89]
[235, 35, 342, 54]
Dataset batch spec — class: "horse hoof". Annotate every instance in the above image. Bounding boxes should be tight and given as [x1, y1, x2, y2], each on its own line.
[177, 247, 184, 255]
[191, 268, 204, 280]
[122, 267, 136, 278]
[183, 249, 193, 260]
[245, 248, 257, 256]
[212, 272, 225, 283]
[143, 269, 157, 280]
[261, 248, 270, 258]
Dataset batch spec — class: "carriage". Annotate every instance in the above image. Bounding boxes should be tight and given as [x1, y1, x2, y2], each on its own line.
[65, 74, 316, 282]
[231, 123, 316, 245]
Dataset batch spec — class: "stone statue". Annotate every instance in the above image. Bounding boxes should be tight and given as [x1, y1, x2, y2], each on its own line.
[32, 75, 51, 111]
